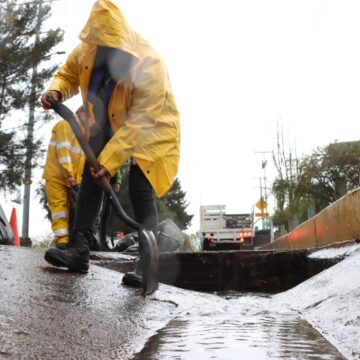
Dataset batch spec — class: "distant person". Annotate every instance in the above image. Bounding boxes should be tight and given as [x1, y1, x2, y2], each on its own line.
[41, 0, 180, 285]
[42, 106, 86, 249]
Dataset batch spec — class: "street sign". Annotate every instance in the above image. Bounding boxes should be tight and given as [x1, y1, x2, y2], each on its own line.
[255, 212, 269, 217]
[256, 198, 268, 211]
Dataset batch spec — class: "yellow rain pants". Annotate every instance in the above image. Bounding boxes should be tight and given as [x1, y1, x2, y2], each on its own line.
[45, 180, 70, 245]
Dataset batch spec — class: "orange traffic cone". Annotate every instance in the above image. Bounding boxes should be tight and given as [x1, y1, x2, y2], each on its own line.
[9, 208, 20, 247]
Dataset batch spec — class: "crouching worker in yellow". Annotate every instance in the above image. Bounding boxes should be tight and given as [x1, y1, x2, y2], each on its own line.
[42, 106, 86, 249]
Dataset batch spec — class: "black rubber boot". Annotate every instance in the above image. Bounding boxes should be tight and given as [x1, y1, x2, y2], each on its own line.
[122, 266, 142, 288]
[122, 237, 143, 288]
[44, 232, 90, 273]
[55, 243, 68, 250]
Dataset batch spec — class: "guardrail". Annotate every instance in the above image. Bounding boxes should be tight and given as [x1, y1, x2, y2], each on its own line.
[262, 187, 360, 250]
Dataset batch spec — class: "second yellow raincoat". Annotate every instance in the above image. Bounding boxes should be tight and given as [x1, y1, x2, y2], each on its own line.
[43, 120, 85, 185]
[49, 0, 180, 197]
[43, 120, 86, 245]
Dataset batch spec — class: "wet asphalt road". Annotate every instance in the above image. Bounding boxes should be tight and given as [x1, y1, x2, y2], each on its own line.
[0, 246, 347, 360]
[0, 246, 179, 359]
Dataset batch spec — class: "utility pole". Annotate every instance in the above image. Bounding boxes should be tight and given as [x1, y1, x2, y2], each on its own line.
[21, 0, 43, 245]
[255, 151, 272, 202]
[255, 151, 272, 229]
[259, 176, 265, 228]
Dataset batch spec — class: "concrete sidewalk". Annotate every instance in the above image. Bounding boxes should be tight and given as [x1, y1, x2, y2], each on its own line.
[0, 246, 181, 359]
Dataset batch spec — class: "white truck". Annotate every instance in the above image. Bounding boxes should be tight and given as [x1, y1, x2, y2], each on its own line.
[200, 205, 255, 251]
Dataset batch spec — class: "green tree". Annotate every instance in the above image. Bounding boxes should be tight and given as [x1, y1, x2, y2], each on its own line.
[272, 140, 360, 231]
[0, 1, 63, 193]
[271, 122, 300, 231]
[0, 130, 24, 192]
[297, 142, 360, 209]
[158, 178, 193, 230]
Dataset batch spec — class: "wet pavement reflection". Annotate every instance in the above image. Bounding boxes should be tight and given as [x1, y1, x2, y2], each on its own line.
[136, 294, 345, 360]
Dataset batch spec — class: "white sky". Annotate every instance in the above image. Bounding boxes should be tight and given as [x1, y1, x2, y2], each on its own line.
[3, 0, 360, 236]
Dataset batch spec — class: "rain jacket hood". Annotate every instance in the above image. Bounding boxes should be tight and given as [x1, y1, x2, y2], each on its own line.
[79, 0, 138, 58]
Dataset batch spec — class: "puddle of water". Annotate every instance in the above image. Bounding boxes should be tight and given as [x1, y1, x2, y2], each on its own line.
[136, 297, 345, 360]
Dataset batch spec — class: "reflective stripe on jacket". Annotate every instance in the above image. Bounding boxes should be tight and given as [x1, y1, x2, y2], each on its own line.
[42, 120, 85, 185]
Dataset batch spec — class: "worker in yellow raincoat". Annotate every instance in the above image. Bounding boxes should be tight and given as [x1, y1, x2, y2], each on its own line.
[41, 0, 180, 279]
[43, 106, 86, 249]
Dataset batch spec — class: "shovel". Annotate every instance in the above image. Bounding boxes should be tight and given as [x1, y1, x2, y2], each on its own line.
[47, 97, 159, 295]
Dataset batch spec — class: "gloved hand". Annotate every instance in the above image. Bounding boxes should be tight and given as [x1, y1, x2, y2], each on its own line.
[41, 90, 62, 110]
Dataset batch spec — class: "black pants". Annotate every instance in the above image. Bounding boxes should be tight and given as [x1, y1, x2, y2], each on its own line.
[74, 130, 106, 235]
[129, 164, 158, 236]
[74, 159, 158, 239]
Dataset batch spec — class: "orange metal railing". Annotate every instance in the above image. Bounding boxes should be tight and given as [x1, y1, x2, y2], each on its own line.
[262, 187, 360, 250]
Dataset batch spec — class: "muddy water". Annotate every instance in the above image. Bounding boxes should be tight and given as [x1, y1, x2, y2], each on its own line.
[136, 294, 345, 360]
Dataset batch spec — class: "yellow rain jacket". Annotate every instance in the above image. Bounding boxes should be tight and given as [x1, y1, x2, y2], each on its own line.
[49, 0, 180, 197]
[42, 120, 85, 185]
[43, 120, 85, 245]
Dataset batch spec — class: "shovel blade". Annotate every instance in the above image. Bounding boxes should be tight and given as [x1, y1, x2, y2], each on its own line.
[139, 229, 159, 295]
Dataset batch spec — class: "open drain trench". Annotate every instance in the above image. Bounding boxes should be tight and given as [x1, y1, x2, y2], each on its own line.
[133, 294, 345, 360]
[91, 246, 360, 359]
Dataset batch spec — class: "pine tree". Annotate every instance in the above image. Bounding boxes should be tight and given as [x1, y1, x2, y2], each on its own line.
[0, 0, 63, 193]
[158, 178, 193, 230]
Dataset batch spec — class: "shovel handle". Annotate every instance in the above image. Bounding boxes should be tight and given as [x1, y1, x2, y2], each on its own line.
[47, 97, 142, 231]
